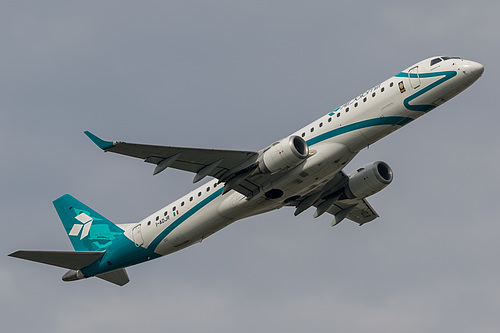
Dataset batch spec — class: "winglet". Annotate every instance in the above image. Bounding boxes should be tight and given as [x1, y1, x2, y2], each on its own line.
[84, 131, 116, 150]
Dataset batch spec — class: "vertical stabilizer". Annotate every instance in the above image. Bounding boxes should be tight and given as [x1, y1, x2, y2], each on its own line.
[53, 194, 124, 251]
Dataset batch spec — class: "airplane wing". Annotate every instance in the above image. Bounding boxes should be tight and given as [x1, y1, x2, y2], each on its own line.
[293, 171, 379, 225]
[323, 199, 379, 225]
[85, 132, 380, 222]
[85, 131, 264, 197]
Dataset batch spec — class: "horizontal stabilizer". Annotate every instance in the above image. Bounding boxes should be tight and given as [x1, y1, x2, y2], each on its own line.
[9, 250, 105, 270]
[97, 268, 130, 286]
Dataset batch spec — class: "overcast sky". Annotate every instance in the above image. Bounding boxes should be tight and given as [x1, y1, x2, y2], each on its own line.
[1, 1, 499, 332]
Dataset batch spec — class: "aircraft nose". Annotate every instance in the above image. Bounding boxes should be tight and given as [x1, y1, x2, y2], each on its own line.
[461, 60, 484, 79]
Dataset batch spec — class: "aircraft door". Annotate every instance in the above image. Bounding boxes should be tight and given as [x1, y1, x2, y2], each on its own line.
[408, 66, 421, 89]
[132, 224, 144, 247]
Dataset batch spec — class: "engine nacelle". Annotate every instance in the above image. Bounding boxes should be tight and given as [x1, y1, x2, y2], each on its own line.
[258, 135, 309, 174]
[345, 161, 393, 199]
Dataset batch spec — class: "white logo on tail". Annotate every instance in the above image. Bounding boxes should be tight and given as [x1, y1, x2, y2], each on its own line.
[69, 213, 93, 240]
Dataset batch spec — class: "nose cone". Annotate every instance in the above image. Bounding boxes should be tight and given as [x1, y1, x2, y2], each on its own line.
[462, 60, 484, 79]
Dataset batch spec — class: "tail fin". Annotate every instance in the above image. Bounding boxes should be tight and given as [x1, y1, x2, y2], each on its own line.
[53, 194, 125, 251]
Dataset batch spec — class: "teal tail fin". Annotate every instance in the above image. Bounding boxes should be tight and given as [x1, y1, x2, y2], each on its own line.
[53, 194, 125, 251]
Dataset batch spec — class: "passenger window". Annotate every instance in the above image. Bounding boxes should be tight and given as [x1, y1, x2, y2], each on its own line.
[206, 187, 210, 192]
[190, 197, 193, 202]
[372, 92, 376, 97]
[381, 87, 385, 92]
[354, 102, 358, 107]
[310, 128, 314, 132]
[328, 117, 332, 122]
[363, 97, 367, 102]
[156, 216, 159, 221]
[172, 206, 176, 211]
[148, 221, 151, 226]
[164, 211, 167, 216]
[319, 122, 323, 127]
[198, 192, 202, 197]
[301, 132, 305, 137]
[337, 113, 340, 117]
[390, 82, 394, 87]
[181, 201, 185, 207]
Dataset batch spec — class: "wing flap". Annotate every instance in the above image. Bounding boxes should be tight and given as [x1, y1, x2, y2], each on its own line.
[325, 199, 379, 225]
[346, 199, 379, 224]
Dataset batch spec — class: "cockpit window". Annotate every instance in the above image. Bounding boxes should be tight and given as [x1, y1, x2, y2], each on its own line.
[430, 58, 442, 66]
[431, 56, 461, 66]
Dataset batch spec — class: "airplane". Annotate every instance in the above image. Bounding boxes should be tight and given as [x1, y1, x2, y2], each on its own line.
[9, 56, 484, 286]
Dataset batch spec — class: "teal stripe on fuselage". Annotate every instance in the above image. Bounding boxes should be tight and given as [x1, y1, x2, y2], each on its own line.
[82, 186, 225, 277]
[306, 116, 413, 146]
[148, 186, 225, 251]
[395, 70, 457, 112]
[306, 70, 456, 147]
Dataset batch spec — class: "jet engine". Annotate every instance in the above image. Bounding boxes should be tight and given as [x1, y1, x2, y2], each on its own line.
[345, 161, 393, 199]
[258, 135, 309, 174]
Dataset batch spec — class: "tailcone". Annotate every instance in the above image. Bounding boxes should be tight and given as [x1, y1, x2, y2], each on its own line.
[62, 269, 86, 282]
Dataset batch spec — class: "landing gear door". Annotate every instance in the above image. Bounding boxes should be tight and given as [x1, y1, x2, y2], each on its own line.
[132, 224, 144, 247]
[408, 66, 421, 89]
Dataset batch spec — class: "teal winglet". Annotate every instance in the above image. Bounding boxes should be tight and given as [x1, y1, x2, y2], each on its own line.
[84, 131, 115, 150]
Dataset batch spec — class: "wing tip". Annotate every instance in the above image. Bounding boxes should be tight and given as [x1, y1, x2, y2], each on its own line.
[8, 250, 21, 258]
[84, 131, 115, 150]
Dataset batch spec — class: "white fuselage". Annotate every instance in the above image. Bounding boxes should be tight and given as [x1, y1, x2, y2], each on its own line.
[123, 57, 483, 258]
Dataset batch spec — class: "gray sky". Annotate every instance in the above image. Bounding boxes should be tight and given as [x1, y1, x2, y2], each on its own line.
[1, 1, 499, 332]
